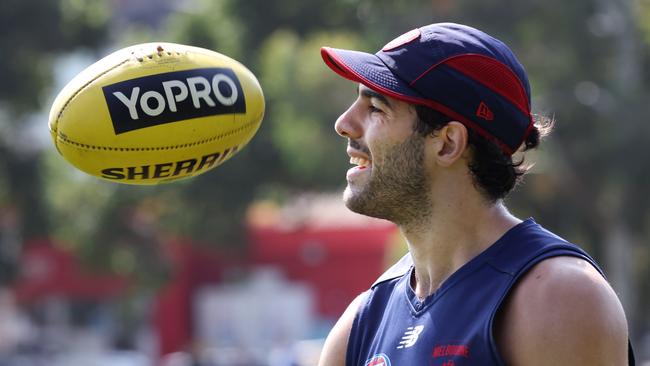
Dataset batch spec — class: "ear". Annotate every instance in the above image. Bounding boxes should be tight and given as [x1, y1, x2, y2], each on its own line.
[430, 121, 469, 167]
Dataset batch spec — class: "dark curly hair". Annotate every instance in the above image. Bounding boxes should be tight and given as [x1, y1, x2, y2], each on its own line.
[413, 105, 552, 202]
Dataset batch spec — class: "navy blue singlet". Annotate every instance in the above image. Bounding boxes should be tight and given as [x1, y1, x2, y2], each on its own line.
[346, 218, 635, 366]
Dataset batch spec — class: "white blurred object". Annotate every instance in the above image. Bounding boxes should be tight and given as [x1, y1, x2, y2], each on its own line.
[295, 339, 325, 366]
[194, 267, 315, 365]
[159, 351, 192, 366]
[53, 350, 150, 366]
[0, 288, 34, 353]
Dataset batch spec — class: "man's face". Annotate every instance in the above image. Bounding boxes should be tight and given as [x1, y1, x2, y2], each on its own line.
[335, 84, 432, 225]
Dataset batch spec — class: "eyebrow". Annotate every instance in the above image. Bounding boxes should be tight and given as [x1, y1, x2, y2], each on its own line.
[358, 85, 393, 110]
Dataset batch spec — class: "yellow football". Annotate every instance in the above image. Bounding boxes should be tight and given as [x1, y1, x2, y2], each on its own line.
[48, 42, 265, 184]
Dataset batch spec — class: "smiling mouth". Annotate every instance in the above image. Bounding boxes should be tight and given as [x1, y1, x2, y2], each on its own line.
[350, 156, 371, 168]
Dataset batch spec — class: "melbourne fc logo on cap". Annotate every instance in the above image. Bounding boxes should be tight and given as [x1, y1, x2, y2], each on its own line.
[365, 353, 391, 366]
[382, 29, 421, 51]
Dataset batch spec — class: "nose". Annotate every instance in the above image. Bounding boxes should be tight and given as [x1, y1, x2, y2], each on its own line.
[334, 102, 362, 139]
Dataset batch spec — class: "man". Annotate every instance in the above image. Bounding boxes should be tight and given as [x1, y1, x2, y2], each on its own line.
[318, 23, 634, 365]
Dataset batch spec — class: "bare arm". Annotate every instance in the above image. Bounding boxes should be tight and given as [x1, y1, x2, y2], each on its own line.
[495, 256, 629, 365]
[318, 291, 368, 366]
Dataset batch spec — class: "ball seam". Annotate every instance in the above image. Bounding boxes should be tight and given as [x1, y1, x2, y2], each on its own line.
[55, 58, 131, 124]
[54, 117, 260, 152]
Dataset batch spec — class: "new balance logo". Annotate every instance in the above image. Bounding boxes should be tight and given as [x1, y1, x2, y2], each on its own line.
[396, 325, 424, 349]
[476, 101, 494, 121]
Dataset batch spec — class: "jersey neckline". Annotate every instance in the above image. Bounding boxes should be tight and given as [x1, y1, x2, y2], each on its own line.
[404, 218, 538, 314]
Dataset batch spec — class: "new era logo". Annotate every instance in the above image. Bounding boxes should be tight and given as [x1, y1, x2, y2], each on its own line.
[476, 102, 494, 121]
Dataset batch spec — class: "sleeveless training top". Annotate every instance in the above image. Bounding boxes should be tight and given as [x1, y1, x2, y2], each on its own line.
[346, 218, 635, 366]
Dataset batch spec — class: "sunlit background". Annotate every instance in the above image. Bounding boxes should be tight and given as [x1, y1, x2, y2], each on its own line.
[1, 0, 649, 364]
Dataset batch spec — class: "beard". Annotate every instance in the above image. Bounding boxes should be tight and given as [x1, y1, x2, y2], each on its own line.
[344, 133, 432, 227]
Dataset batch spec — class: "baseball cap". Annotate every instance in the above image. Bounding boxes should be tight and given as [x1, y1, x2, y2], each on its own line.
[321, 23, 534, 155]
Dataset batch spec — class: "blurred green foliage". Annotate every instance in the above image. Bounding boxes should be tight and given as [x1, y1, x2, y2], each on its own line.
[0, 0, 109, 282]
[1, 0, 649, 339]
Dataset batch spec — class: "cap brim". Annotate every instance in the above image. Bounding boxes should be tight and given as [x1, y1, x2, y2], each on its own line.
[321, 47, 427, 104]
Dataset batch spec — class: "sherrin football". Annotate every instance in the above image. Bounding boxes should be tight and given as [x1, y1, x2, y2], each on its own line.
[48, 42, 265, 184]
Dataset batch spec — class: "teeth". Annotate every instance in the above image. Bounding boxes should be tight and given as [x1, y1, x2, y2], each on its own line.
[350, 156, 371, 167]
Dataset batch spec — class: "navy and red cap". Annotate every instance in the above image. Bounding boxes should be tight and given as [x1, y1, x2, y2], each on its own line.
[321, 23, 534, 155]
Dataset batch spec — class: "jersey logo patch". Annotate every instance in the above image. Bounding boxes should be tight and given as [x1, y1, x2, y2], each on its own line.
[365, 353, 391, 366]
[397, 325, 424, 349]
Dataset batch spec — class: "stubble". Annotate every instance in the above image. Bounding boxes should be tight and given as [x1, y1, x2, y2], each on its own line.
[344, 133, 432, 228]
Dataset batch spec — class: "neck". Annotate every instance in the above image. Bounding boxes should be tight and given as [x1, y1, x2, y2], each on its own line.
[400, 190, 520, 300]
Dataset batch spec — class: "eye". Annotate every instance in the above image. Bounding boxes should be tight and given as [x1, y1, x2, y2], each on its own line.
[369, 104, 383, 114]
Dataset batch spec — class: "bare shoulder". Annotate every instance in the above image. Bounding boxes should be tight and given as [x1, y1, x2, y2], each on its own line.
[495, 256, 629, 366]
[318, 291, 368, 366]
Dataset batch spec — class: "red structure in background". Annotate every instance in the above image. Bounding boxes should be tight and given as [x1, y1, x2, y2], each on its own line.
[153, 240, 244, 355]
[12, 239, 127, 303]
[10, 207, 399, 357]
[249, 224, 397, 319]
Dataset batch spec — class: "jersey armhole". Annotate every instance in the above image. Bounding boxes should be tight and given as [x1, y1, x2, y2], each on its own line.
[486, 249, 636, 365]
[486, 248, 599, 366]
[345, 290, 372, 366]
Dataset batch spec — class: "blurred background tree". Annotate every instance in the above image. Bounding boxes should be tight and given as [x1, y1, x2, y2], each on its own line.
[0, 0, 109, 283]
[1, 0, 648, 348]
